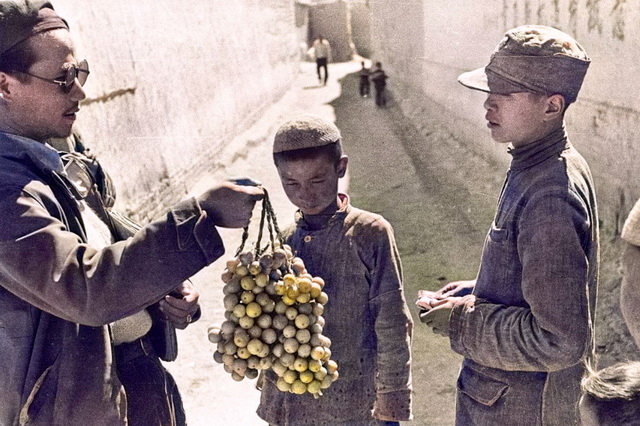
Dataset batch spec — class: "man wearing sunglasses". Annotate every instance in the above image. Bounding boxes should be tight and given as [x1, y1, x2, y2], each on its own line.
[0, 2, 263, 425]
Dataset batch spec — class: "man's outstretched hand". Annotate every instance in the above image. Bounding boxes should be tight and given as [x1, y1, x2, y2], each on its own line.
[197, 181, 264, 228]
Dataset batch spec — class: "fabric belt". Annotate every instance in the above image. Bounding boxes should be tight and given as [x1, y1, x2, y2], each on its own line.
[114, 334, 155, 365]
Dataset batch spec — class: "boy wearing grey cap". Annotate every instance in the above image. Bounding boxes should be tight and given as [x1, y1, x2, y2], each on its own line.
[256, 115, 413, 425]
[416, 26, 599, 425]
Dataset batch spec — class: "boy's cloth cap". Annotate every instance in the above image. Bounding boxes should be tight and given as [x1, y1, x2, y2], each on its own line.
[457, 25, 590, 103]
[273, 114, 341, 153]
[0, 0, 68, 56]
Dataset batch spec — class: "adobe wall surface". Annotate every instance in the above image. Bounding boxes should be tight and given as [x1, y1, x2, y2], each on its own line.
[54, 0, 300, 222]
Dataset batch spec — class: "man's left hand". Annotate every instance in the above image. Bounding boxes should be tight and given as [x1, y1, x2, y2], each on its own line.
[159, 281, 200, 329]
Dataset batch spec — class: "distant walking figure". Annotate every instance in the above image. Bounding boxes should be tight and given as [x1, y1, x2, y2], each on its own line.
[370, 62, 389, 106]
[312, 36, 331, 85]
[359, 61, 370, 97]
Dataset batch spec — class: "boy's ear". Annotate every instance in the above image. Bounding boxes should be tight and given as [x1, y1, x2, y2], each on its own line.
[337, 156, 348, 178]
[543, 94, 565, 121]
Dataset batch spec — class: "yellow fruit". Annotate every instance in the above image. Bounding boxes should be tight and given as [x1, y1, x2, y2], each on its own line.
[283, 338, 300, 354]
[283, 325, 297, 338]
[296, 292, 311, 304]
[309, 282, 322, 299]
[320, 375, 332, 389]
[306, 379, 322, 394]
[282, 295, 296, 306]
[283, 274, 296, 286]
[290, 380, 307, 395]
[296, 329, 311, 344]
[312, 303, 324, 316]
[297, 278, 312, 293]
[232, 304, 246, 319]
[322, 347, 332, 361]
[310, 346, 325, 361]
[255, 273, 269, 287]
[238, 315, 254, 329]
[235, 265, 249, 277]
[240, 291, 255, 304]
[247, 339, 263, 356]
[316, 291, 329, 305]
[247, 356, 260, 370]
[240, 276, 256, 291]
[312, 276, 325, 288]
[299, 370, 314, 384]
[232, 358, 248, 375]
[283, 369, 298, 385]
[259, 356, 273, 370]
[276, 377, 291, 392]
[256, 313, 272, 329]
[314, 366, 328, 381]
[326, 359, 338, 374]
[245, 302, 262, 318]
[308, 359, 322, 373]
[272, 360, 287, 376]
[274, 281, 286, 296]
[331, 370, 339, 382]
[237, 347, 251, 359]
[297, 343, 311, 358]
[279, 352, 295, 368]
[233, 332, 249, 348]
[248, 261, 262, 276]
[275, 300, 288, 314]
[286, 285, 299, 299]
[293, 357, 308, 372]
[294, 314, 310, 329]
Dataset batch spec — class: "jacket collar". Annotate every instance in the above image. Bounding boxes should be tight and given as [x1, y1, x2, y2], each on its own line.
[508, 125, 569, 171]
[0, 131, 64, 174]
[295, 193, 351, 230]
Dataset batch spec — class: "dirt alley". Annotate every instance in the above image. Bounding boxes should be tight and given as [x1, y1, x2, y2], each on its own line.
[164, 60, 508, 425]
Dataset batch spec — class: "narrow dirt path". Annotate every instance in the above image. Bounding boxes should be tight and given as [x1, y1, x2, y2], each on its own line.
[165, 60, 507, 425]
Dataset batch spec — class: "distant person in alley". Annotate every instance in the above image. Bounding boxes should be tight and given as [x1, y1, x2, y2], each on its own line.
[370, 61, 389, 107]
[359, 61, 370, 97]
[416, 25, 598, 425]
[257, 115, 413, 425]
[312, 35, 331, 85]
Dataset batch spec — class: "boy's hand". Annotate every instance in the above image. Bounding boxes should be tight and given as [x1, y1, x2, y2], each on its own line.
[420, 301, 454, 336]
[415, 279, 475, 311]
[436, 279, 476, 298]
[159, 281, 200, 329]
[197, 181, 264, 228]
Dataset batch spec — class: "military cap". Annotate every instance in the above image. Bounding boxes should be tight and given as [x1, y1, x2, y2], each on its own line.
[273, 114, 341, 153]
[458, 25, 590, 103]
[0, 1, 67, 57]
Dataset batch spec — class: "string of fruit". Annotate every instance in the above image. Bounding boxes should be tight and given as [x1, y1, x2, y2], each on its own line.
[208, 188, 339, 395]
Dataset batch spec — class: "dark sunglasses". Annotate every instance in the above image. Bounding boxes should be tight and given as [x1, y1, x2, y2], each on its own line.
[17, 59, 90, 92]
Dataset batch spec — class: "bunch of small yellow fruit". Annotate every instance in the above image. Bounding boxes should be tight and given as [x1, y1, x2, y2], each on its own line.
[208, 244, 339, 395]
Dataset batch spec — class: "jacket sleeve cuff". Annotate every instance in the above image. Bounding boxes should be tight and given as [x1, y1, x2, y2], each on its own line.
[373, 389, 412, 421]
[449, 301, 466, 355]
[169, 197, 225, 264]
